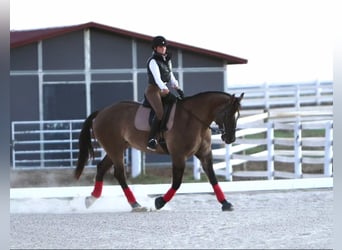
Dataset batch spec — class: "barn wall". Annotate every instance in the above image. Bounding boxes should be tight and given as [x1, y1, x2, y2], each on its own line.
[43, 84, 86, 120]
[91, 30, 132, 69]
[42, 31, 84, 70]
[11, 44, 38, 70]
[184, 72, 224, 96]
[182, 51, 222, 67]
[10, 75, 39, 121]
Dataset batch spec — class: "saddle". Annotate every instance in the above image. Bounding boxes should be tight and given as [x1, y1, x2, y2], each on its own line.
[135, 93, 181, 152]
[134, 93, 178, 132]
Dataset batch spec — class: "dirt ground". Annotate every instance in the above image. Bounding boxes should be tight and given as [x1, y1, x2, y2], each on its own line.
[10, 189, 333, 249]
[10, 162, 332, 249]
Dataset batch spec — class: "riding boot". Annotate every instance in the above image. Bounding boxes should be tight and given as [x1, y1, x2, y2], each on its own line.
[147, 117, 161, 151]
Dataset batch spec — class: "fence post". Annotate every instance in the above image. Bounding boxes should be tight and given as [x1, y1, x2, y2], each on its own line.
[225, 144, 233, 181]
[131, 148, 141, 178]
[295, 84, 300, 109]
[324, 121, 333, 177]
[142, 152, 146, 175]
[264, 82, 270, 110]
[294, 120, 303, 178]
[69, 121, 73, 167]
[11, 122, 16, 169]
[39, 121, 45, 168]
[193, 156, 201, 180]
[267, 121, 274, 180]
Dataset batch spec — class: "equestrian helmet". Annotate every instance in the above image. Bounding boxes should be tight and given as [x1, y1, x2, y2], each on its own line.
[152, 36, 167, 48]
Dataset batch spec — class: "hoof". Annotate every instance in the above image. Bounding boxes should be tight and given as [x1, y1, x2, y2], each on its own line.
[131, 202, 148, 212]
[155, 196, 166, 210]
[85, 195, 97, 208]
[221, 200, 234, 211]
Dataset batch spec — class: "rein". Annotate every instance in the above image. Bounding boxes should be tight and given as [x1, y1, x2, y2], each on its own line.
[178, 104, 224, 134]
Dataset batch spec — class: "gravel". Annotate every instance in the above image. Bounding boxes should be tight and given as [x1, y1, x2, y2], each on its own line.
[10, 188, 333, 249]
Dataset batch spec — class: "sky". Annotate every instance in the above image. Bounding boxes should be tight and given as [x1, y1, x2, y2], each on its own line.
[10, 0, 333, 85]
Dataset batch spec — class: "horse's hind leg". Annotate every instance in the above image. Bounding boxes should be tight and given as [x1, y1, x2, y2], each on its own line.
[110, 151, 147, 212]
[197, 152, 233, 211]
[85, 155, 113, 208]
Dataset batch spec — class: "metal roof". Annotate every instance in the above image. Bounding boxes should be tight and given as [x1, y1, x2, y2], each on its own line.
[10, 22, 247, 65]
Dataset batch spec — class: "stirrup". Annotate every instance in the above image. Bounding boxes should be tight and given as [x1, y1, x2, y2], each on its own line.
[147, 138, 158, 151]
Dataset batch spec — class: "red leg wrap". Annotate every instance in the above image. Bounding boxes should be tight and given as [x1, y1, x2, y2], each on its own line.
[213, 184, 226, 202]
[123, 187, 137, 204]
[163, 188, 177, 202]
[91, 181, 103, 198]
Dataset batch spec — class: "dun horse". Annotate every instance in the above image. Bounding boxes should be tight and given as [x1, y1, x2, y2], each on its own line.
[75, 91, 244, 211]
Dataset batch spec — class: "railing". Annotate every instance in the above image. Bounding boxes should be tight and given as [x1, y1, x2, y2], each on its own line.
[227, 80, 333, 110]
[193, 111, 333, 180]
[11, 120, 108, 168]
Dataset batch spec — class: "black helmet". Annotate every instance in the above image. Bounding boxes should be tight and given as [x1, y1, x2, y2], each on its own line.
[152, 36, 167, 49]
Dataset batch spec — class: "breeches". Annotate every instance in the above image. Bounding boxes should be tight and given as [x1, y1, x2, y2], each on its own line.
[145, 84, 165, 120]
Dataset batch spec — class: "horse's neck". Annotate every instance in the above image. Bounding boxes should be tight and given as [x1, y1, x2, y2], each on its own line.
[182, 93, 229, 125]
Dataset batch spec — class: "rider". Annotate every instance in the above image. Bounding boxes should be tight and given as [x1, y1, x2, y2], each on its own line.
[145, 35, 184, 151]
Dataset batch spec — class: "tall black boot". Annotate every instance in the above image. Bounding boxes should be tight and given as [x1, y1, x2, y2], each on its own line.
[147, 117, 161, 151]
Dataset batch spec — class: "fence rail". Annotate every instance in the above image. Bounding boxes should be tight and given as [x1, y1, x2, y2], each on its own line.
[227, 80, 332, 110]
[11, 120, 107, 168]
[193, 111, 333, 180]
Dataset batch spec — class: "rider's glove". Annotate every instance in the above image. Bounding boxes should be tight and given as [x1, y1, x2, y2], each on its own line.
[176, 89, 185, 99]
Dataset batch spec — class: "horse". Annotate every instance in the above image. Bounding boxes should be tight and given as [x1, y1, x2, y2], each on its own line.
[74, 91, 244, 211]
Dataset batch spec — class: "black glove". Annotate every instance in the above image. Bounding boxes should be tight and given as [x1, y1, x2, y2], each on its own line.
[163, 92, 177, 104]
[176, 89, 185, 99]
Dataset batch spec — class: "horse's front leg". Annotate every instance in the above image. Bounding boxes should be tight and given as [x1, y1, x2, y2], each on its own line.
[155, 157, 185, 210]
[197, 152, 233, 211]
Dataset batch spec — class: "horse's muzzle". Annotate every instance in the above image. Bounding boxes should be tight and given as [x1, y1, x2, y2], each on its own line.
[221, 134, 236, 144]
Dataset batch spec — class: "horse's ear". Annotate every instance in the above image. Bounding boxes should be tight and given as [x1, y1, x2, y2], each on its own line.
[230, 94, 235, 104]
[239, 93, 244, 100]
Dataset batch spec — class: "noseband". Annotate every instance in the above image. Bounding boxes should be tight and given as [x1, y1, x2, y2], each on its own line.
[215, 107, 240, 137]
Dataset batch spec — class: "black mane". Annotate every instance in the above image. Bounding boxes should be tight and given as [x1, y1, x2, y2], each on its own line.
[181, 91, 232, 101]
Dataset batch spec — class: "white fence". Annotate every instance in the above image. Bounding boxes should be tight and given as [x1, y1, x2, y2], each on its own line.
[11, 120, 81, 168]
[193, 111, 333, 181]
[226, 80, 332, 110]
[188, 80, 333, 181]
[11, 119, 131, 170]
[11, 120, 111, 168]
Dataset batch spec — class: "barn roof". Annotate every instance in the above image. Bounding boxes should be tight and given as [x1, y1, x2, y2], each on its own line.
[10, 22, 247, 65]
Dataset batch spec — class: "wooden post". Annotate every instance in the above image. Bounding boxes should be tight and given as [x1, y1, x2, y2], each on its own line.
[267, 121, 274, 180]
[131, 148, 141, 178]
[324, 121, 333, 177]
[193, 156, 201, 180]
[225, 144, 233, 181]
[295, 84, 300, 109]
[264, 82, 270, 110]
[294, 120, 303, 178]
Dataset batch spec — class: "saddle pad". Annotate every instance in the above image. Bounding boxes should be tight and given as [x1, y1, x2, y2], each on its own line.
[134, 104, 176, 132]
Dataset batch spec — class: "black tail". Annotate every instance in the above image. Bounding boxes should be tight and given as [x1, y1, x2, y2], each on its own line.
[74, 111, 99, 180]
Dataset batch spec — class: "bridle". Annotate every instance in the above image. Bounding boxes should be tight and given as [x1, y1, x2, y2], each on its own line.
[216, 106, 240, 137]
[179, 100, 240, 136]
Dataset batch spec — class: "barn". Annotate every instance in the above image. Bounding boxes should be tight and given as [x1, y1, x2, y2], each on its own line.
[10, 22, 247, 167]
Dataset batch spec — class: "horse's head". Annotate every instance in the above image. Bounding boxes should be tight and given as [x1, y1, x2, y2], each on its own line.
[214, 93, 244, 144]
